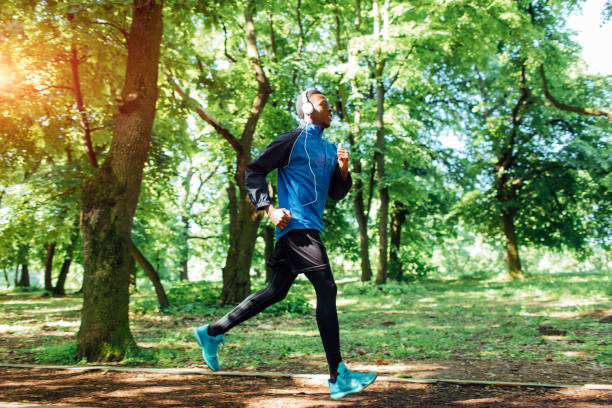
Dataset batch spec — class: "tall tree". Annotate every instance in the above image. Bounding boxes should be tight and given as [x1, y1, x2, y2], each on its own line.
[170, 0, 272, 304]
[448, 1, 611, 278]
[331, 0, 374, 281]
[372, 0, 389, 284]
[78, 0, 163, 361]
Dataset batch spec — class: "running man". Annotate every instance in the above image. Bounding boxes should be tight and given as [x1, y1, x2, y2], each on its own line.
[194, 89, 377, 399]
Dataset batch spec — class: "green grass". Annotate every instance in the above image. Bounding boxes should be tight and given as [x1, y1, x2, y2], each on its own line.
[27, 341, 80, 365]
[0, 271, 610, 371]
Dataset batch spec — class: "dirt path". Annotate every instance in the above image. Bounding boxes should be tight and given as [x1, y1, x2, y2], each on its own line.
[0, 367, 610, 408]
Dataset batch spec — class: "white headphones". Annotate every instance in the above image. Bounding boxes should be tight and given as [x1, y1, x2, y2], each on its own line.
[302, 91, 314, 116]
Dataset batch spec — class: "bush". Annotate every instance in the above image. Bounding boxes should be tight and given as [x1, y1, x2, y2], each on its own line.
[131, 280, 222, 315]
[398, 252, 437, 282]
[262, 291, 311, 315]
[121, 343, 158, 365]
[29, 341, 78, 364]
[166, 280, 221, 305]
[342, 280, 423, 297]
[11, 286, 41, 293]
[131, 279, 312, 316]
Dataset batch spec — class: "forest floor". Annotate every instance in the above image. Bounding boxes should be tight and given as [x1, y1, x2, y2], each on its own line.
[0, 366, 611, 407]
[1, 271, 610, 406]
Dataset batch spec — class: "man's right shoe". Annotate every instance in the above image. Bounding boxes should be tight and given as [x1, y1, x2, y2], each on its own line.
[328, 362, 377, 399]
[193, 324, 224, 372]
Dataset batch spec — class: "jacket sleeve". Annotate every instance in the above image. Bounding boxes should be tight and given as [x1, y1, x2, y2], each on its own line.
[246, 130, 299, 211]
[328, 162, 352, 201]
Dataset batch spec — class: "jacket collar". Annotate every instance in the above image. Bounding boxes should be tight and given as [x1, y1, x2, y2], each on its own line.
[303, 122, 324, 139]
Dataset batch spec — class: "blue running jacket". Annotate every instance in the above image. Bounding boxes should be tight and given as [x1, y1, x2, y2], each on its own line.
[246, 123, 352, 239]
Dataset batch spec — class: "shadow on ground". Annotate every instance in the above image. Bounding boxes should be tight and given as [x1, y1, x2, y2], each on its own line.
[0, 367, 610, 408]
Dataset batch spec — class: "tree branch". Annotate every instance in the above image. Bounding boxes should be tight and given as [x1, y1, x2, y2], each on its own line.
[366, 160, 376, 220]
[241, 2, 273, 146]
[90, 19, 129, 43]
[190, 161, 220, 209]
[187, 235, 220, 240]
[70, 43, 98, 168]
[268, 9, 278, 61]
[221, 20, 237, 63]
[30, 85, 74, 93]
[291, 0, 305, 86]
[165, 71, 243, 155]
[496, 64, 529, 198]
[126, 239, 169, 308]
[539, 65, 612, 121]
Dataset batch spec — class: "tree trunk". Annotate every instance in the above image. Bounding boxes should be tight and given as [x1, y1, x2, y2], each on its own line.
[220, 2, 271, 304]
[127, 239, 169, 308]
[3, 268, 8, 288]
[221, 177, 259, 302]
[53, 259, 71, 296]
[334, 4, 371, 282]
[16, 244, 30, 287]
[179, 165, 197, 282]
[351, 96, 371, 282]
[389, 204, 407, 281]
[262, 182, 275, 283]
[502, 211, 524, 279]
[77, 0, 162, 362]
[373, 0, 388, 285]
[494, 67, 528, 280]
[168, 1, 270, 304]
[221, 186, 263, 304]
[54, 218, 79, 296]
[374, 63, 388, 285]
[17, 264, 30, 287]
[263, 225, 274, 282]
[179, 261, 188, 281]
[44, 242, 56, 291]
[180, 215, 189, 281]
[227, 179, 238, 238]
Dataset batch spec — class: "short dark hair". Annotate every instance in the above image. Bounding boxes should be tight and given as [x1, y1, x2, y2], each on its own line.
[296, 89, 322, 119]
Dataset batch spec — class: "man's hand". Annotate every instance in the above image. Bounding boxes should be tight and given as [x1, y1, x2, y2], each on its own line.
[337, 143, 349, 180]
[265, 205, 292, 230]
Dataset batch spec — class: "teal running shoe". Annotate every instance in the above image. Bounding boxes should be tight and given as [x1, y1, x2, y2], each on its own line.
[328, 362, 377, 399]
[193, 324, 224, 372]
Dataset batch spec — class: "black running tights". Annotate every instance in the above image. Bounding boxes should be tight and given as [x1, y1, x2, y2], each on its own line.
[208, 267, 342, 378]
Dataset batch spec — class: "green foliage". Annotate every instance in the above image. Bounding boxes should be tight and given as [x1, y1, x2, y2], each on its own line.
[121, 343, 158, 366]
[27, 341, 78, 365]
[9, 286, 41, 293]
[342, 280, 426, 297]
[132, 279, 311, 316]
[1, 0, 610, 294]
[260, 290, 310, 316]
[397, 249, 438, 282]
[132, 280, 220, 315]
[440, 2, 612, 269]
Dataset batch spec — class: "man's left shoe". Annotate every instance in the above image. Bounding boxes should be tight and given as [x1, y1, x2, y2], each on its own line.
[193, 324, 224, 372]
[328, 362, 377, 399]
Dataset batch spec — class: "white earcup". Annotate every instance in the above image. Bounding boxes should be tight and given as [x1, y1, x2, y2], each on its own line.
[303, 101, 313, 115]
[302, 92, 314, 115]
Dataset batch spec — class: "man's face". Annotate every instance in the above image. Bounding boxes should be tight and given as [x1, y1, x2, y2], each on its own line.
[308, 93, 332, 129]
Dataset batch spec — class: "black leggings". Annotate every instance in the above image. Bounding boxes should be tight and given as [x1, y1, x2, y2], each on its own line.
[208, 267, 342, 377]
